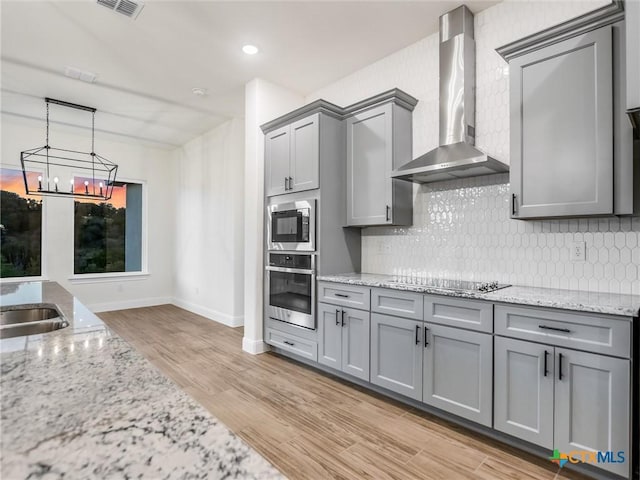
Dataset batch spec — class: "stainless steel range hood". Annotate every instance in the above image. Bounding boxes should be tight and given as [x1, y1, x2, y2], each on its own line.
[393, 5, 508, 184]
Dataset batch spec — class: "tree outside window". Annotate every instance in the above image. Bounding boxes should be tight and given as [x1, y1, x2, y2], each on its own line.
[73, 178, 143, 274]
[0, 168, 43, 278]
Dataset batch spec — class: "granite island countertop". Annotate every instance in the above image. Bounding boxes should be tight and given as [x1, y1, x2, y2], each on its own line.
[0, 281, 283, 479]
[317, 273, 640, 317]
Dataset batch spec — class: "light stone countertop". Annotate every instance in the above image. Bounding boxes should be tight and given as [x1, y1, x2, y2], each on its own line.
[0, 281, 283, 479]
[317, 273, 640, 317]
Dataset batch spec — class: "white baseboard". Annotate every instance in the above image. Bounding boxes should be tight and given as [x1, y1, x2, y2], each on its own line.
[242, 337, 270, 355]
[89, 296, 171, 313]
[171, 297, 244, 328]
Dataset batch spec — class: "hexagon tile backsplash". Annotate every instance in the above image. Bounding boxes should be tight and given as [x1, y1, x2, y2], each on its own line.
[362, 174, 640, 296]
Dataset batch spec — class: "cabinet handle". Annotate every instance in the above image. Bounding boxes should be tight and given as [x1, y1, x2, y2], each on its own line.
[334, 293, 350, 298]
[335, 309, 340, 326]
[289, 176, 293, 189]
[415, 325, 420, 345]
[284, 177, 289, 190]
[386, 205, 391, 222]
[543, 350, 549, 377]
[538, 325, 571, 334]
[424, 327, 429, 347]
[558, 353, 564, 381]
[341, 310, 346, 327]
[284, 340, 294, 346]
[512, 193, 517, 215]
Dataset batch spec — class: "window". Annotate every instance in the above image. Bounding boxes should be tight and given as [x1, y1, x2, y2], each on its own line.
[73, 179, 143, 275]
[0, 168, 43, 278]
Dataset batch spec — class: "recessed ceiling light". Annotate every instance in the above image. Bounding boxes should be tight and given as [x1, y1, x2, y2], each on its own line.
[242, 44, 259, 55]
[192, 87, 207, 97]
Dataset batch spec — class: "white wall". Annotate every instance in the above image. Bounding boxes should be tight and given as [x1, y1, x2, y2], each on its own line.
[0, 115, 175, 310]
[172, 118, 246, 326]
[304, 0, 639, 296]
[242, 78, 304, 354]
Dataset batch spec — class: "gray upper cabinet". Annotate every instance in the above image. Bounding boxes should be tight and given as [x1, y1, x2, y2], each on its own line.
[346, 103, 413, 226]
[265, 113, 319, 197]
[422, 324, 493, 427]
[554, 348, 630, 477]
[265, 125, 291, 197]
[509, 26, 614, 218]
[318, 303, 370, 381]
[370, 313, 422, 400]
[290, 115, 320, 192]
[494, 337, 554, 449]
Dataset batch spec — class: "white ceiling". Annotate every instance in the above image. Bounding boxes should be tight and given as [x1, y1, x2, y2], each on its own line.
[1, 0, 498, 149]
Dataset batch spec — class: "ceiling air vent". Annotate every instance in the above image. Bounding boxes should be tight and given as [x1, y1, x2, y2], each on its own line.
[97, 0, 144, 19]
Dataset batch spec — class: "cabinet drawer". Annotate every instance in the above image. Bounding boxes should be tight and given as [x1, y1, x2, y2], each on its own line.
[495, 305, 631, 358]
[424, 295, 493, 332]
[371, 288, 423, 320]
[318, 282, 370, 310]
[266, 328, 318, 361]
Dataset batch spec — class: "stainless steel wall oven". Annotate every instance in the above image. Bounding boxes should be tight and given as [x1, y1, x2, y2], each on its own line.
[266, 253, 315, 329]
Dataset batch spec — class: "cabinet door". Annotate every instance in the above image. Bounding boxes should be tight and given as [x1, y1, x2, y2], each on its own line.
[346, 104, 393, 226]
[317, 303, 342, 370]
[554, 348, 630, 477]
[494, 337, 554, 449]
[290, 114, 319, 193]
[510, 26, 613, 218]
[370, 313, 422, 400]
[265, 125, 291, 197]
[341, 307, 370, 381]
[423, 324, 493, 427]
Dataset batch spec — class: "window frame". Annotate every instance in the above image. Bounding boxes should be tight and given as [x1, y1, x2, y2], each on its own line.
[0, 164, 48, 283]
[68, 175, 148, 282]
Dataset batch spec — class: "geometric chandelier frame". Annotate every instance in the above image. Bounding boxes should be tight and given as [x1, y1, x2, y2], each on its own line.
[21, 97, 118, 201]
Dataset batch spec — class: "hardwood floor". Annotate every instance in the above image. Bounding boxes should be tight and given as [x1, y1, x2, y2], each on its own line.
[99, 305, 590, 480]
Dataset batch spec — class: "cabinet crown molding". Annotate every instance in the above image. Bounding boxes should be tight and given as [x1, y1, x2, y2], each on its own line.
[260, 88, 418, 134]
[495, 0, 624, 62]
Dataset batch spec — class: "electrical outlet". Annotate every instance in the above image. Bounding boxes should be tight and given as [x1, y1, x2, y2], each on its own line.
[570, 241, 586, 262]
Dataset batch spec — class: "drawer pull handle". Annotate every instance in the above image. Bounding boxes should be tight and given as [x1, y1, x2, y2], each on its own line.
[335, 309, 340, 326]
[415, 325, 420, 345]
[538, 325, 571, 333]
[334, 293, 350, 298]
[283, 340, 295, 346]
[543, 350, 549, 377]
[558, 353, 564, 381]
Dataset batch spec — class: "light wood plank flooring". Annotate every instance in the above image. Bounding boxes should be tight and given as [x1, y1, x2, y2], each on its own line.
[99, 305, 592, 480]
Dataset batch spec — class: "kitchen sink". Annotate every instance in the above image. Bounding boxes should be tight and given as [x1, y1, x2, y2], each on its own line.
[0, 306, 69, 339]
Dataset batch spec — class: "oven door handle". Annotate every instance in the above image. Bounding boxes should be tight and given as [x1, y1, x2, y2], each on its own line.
[265, 266, 315, 275]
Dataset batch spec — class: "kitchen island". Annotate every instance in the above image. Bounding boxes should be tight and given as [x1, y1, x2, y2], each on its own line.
[0, 281, 282, 479]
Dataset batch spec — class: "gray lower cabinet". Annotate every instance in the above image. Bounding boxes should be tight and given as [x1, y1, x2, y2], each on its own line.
[423, 324, 493, 427]
[265, 113, 319, 197]
[494, 337, 554, 449]
[494, 337, 631, 477]
[554, 348, 630, 478]
[509, 26, 614, 218]
[370, 313, 422, 401]
[317, 302, 370, 381]
[346, 103, 412, 227]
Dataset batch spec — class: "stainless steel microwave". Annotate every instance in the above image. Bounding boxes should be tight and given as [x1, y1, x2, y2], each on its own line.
[267, 200, 316, 252]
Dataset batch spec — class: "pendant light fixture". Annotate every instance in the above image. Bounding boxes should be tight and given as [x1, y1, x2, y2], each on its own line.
[20, 97, 118, 201]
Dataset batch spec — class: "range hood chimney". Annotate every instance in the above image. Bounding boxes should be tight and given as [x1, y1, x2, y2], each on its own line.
[393, 5, 508, 183]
